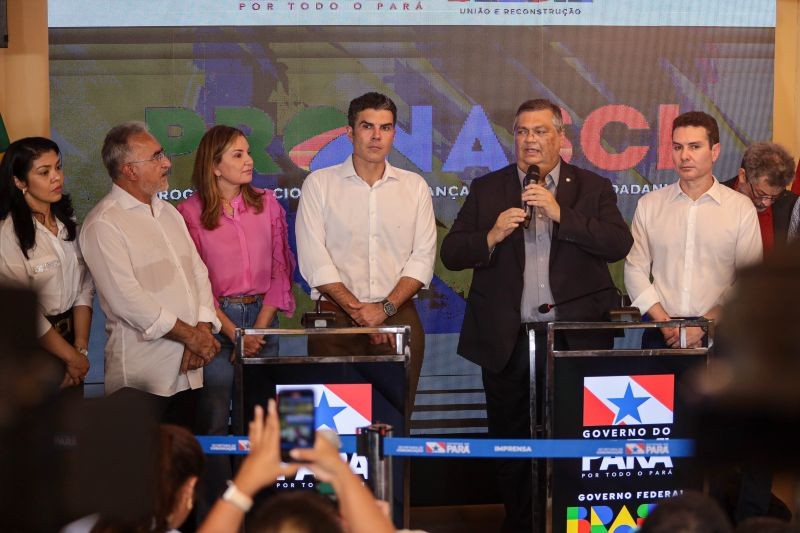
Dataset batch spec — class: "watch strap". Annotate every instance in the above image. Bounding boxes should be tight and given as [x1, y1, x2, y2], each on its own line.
[381, 298, 397, 317]
[223, 481, 253, 512]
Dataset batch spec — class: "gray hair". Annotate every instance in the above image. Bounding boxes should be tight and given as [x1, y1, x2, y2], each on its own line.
[741, 141, 796, 188]
[101, 121, 149, 180]
[513, 99, 564, 132]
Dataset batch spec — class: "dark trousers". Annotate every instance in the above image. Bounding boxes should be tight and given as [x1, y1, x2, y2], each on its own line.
[307, 300, 425, 410]
[482, 326, 562, 533]
[162, 388, 199, 430]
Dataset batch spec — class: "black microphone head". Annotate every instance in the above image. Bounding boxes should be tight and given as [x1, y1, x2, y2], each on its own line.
[525, 164, 541, 185]
[537, 303, 551, 314]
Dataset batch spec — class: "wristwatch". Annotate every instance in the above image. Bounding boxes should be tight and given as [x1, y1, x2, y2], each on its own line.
[381, 298, 397, 317]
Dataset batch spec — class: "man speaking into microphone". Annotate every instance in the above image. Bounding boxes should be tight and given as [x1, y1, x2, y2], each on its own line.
[441, 98, 632, 532]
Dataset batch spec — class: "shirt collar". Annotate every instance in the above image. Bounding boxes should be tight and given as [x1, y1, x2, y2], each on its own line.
[226, 192, 246, 217]
[671, 176, 723, 204]
[341, 155, 399, 184]
[110, 183, 164, 214]
[33, 216, 66, 238]
[516, 160, 561, 188]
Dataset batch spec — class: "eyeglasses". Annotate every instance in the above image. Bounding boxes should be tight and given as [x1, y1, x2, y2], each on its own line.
[748, 181, 785, 204]
[125, 150, 168, 165]
[514, 128, 554, 139]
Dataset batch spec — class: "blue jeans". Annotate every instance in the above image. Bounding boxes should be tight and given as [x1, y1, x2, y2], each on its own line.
[196, 296, 278, 518]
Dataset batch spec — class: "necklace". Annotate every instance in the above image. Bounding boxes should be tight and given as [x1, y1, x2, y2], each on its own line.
[32, 211, 58, 235]
[221, 198, 234, 217]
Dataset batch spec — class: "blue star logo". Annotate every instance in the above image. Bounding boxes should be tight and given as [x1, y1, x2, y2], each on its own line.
[315, 390, 346, 430]
[609, 383, 649, 424]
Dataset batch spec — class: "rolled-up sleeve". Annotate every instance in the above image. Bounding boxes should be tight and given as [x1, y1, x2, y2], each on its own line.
[400, 179, 436, 288]
[0, 229, 52, 336]
[178, 217, 221, 333]
[74, 229, 95, 308]
[295, 174, 342, 288]
[80, 218, 178, 340]
[624, 200, 661, 315]
[716, 201, 763, 306]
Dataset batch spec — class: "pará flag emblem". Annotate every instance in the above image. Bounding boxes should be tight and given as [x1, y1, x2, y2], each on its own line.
[583, 374, 674, 426]
[276, 384, 372, 434]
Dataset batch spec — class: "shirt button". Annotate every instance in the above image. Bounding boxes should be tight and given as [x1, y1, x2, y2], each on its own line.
[539, 284, 544, 288]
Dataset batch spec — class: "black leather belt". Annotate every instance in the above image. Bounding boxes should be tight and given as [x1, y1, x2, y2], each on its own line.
[46, 308, 74, 338]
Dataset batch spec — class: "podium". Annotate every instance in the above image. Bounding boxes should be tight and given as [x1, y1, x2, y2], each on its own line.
[539, 320, 712, 533]
[231, 326, 410, 527]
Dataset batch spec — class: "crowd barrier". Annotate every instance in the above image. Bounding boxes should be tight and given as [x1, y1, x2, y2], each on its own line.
[196, 435, 693, 458]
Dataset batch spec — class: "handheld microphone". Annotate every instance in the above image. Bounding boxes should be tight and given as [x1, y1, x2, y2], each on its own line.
[522, 164, 540, 229]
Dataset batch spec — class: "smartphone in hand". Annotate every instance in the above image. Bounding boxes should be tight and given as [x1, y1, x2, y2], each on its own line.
[277, 388, 316, 462]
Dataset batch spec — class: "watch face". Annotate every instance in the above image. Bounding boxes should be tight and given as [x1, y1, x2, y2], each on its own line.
[384, 301, 397, 316]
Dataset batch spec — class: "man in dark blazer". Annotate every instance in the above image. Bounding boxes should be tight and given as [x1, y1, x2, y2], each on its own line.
[441, 99, 633, 532]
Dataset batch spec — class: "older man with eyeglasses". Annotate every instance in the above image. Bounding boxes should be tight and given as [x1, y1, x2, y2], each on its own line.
[80, 121, 221, 429]
[722, 141, 799, 254]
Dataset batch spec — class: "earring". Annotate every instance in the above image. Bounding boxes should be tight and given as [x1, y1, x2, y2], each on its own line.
[22, 187, 28, 195]
[186, 495, 194, 512]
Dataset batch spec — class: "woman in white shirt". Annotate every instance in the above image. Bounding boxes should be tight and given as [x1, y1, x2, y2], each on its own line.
[0, 137, 93, 388]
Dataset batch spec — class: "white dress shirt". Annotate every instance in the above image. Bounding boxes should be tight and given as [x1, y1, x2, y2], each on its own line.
[0, 216, 94, 336]
[624, 178, 762, 318]
[295, 155, 436, 301]
[80, 184, 220, 397]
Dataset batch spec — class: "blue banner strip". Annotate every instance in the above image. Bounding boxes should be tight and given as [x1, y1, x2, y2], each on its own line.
[197, 436, 692, 458]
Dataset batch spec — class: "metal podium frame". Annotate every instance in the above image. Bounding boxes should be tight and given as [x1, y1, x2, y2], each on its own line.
[230, 325, 412, 527]
[231, 325, 411, 433]
[529, 319, 714, 533]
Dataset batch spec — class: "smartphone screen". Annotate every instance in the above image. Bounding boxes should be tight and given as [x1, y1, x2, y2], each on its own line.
[277, 389, 316, 462]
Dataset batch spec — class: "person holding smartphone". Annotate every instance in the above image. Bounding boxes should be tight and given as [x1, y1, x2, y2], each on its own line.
[199, 400, 396, 533]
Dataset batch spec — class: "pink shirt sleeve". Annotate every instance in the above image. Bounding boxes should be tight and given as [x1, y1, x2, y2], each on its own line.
[262, 191, 297, 316]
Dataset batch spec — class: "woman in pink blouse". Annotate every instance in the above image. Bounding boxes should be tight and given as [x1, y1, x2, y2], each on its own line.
[177, 125, 295, 512]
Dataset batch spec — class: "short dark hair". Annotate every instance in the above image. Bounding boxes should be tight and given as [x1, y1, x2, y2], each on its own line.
[741, 142, 796, 188]
[672, 111, 720, 147]
[514, 99, 564, 132]
[101, 121, 149, 180]
[347, 92, 397, 129]
[249, 490, 343, 533]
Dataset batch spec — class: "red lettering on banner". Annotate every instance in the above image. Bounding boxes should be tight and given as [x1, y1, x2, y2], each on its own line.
[560, 107, 573, 163]
[581, 105, 649, 171]
[657, 104, 680, 170]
